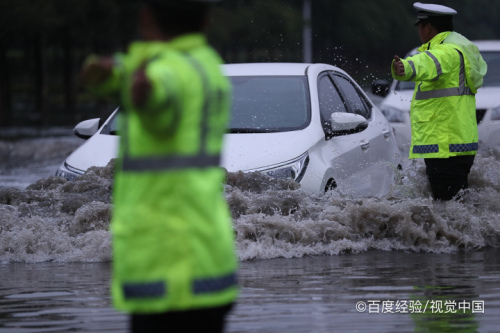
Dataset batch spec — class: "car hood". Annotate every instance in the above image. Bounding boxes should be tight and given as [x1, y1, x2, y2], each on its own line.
[222, 129, 319, 172]
[66, 129, 320, 173]
[476, 87, 500, 109]
[66, 134, 119, 172]
[380, 90, 413, 111]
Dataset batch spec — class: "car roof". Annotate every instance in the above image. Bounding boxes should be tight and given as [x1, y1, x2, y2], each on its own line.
[222, 62, 344, 76]
[473, 40, 500, 52]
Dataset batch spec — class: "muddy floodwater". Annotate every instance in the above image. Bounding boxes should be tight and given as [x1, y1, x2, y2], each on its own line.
[1, 134, 500, 332]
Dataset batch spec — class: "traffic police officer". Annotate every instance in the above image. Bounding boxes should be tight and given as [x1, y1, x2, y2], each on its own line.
[81, 0, 238, 332]
[392, 2, 487, 200]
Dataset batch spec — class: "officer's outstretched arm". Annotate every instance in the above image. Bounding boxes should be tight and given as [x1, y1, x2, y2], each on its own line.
[393, 55, 405, 76]
[131, 66, 152, 108]
[81, 54, 122, 98]
[131, 63, 180, 136]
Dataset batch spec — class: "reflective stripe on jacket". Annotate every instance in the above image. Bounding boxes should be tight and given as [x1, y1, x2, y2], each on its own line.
[391, 31, 487, 159]
[93, 34, 238, 313]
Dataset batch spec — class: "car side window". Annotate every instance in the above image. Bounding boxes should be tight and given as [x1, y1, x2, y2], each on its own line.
[331, 75, 372, 119]
[318, 74, 347, 116]
[318, 74, 347, 139]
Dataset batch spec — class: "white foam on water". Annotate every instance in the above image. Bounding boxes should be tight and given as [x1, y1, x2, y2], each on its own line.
[1, 142, 499, 263]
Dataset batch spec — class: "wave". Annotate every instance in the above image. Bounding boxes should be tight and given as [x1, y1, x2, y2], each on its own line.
[1, 149, 499, 263]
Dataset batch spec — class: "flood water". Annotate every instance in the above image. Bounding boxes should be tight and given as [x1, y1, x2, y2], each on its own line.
[1, 133, 500, 332]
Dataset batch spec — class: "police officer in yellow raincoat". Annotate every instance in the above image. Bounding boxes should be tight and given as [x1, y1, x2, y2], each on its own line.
[81, 0, 238, 331]
[392, 2, 487, 200]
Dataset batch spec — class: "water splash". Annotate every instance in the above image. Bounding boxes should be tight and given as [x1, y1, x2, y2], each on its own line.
[1, 147, 499, 263]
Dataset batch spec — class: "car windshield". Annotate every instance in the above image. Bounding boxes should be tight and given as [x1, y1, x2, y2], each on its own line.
[481, 51, 500, 87]
[228, 76, 311, 133]
[102, 76, 311, 135]
[101, 111, 119, 135]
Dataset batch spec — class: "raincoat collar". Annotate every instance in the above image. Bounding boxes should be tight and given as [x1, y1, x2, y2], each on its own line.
[417, 31, 452, 52]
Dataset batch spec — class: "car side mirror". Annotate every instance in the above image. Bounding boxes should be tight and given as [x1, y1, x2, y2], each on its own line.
[73, 118, 100, 140]
[371, 79, 391, 97]
[330, 112, 368, 136]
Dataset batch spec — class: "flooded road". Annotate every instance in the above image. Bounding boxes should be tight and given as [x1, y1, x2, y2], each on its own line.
[2, 250, 500, 332]
[1, 134, 500, 332]
[0, 134, 84, 190]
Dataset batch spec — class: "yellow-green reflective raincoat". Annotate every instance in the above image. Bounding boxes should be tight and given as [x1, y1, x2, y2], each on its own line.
[89, 33, 238, 314]
[392, 31, 487, 159]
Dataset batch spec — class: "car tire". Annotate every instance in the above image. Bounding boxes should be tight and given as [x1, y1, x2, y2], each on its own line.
[324, 179, 337, 193]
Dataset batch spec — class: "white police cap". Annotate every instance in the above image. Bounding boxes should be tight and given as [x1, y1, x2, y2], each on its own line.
[413, 2, 457, 25]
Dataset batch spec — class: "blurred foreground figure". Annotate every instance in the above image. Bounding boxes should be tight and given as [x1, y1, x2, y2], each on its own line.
[81, 1, 238, 332]
[391, 2, 487, 201]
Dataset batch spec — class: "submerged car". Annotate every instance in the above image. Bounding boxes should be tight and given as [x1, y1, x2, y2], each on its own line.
[56, 63, 401, 196]
[372, 40, 500, 153]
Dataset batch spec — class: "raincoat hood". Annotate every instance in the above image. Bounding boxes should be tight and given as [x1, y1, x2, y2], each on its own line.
[419, 31, 487, 94]
[444, 32, 488, 93]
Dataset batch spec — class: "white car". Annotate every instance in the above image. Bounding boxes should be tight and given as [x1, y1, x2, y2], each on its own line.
[56, 63, 401, 196]
[372, 40, 500, 153]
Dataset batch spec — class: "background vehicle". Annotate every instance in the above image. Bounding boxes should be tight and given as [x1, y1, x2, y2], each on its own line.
[56, 63, 401, 196]
[372, 40, 500, 154]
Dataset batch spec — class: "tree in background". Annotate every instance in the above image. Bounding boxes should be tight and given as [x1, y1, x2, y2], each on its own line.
[0, 0, 499, 127]
[209, 0, 303, 62]
[0, 0, 138, 127]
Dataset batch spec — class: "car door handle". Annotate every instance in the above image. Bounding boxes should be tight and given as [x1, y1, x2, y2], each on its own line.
[383, 129, 391, 138]
[360, 140, 370, 150]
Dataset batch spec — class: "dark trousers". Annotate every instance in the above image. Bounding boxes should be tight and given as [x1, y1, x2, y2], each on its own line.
[424, 155, 475, 201]
[130, 304, 233, 333]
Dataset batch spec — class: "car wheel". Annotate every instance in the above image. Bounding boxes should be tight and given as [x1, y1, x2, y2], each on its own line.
[324, 179, 337, 193]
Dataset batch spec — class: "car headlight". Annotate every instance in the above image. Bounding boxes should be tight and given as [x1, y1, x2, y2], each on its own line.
[381, 107, 406, 123]
[55, 162, 84, 181]
[253, 152, 309, 182]
[491, 106, 500, 121]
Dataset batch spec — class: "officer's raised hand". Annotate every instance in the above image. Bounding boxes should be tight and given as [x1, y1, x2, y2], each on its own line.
[131, 65, 152, 108]
[393, 55, 405, 76]
[81, 55, 114, 87]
